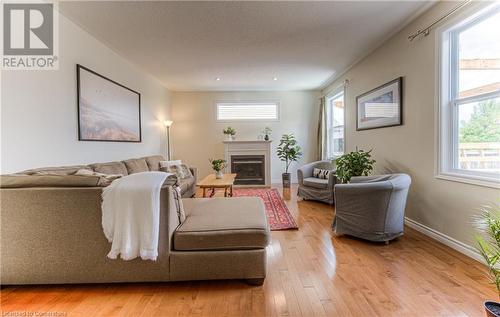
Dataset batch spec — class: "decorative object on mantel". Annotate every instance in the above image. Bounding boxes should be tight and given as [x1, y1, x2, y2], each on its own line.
[223, 126, 236, 141]
[209, 158, 227, 179]
[277, 134, 302, 188]
[262, 127, 272, 141]
[233, 188, 298, 230]
[335, 149, 376, 183]
[77, 64, 141, 142]
[473, 203, 500, 317]
[163, 120, 173, 160]
[356, 77, 402, 131]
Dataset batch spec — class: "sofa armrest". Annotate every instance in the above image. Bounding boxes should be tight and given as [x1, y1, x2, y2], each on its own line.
[297, 162, 316, 185]
[328, 171, 337, 190]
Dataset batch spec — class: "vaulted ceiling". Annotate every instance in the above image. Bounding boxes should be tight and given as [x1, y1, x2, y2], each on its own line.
[60, 1, 434, 91]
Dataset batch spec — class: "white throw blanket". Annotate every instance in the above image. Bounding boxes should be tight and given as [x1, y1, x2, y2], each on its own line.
[101, 171, 169, 261]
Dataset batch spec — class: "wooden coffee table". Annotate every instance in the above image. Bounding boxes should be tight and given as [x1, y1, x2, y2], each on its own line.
[197, 173, 237, 198]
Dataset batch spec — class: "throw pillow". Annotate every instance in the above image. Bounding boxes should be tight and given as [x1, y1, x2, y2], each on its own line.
[159, 160, 182, 168]
[313, 168, 331, 179]
[172, 186, 186, 223]
[161, 163, 193, 179]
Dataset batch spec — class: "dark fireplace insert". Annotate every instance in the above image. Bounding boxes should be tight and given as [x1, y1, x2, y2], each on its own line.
[231, 155, 265, 185]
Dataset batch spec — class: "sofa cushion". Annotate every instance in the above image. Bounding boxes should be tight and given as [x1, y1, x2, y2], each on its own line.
[303, 177, 328, 189]
[0, 174, 100, 188]
[174, 197, 270, 251]
[90, 161, 128, 176]
[21, 165, 89, 175]
[123, 158, 149, 174]
[143, 155, 165, 171]
[179, 176, 195, 194]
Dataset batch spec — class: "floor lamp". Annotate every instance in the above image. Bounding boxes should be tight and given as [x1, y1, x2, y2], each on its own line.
[163, 120, 173, 160]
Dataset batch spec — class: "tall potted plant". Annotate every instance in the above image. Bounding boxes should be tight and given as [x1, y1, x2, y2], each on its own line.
[335, 149, 376, 183]
[474, 204, 500, 317]
[276, 134, 302, 188]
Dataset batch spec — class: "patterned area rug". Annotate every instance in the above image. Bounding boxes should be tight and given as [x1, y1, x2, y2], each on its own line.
[232, 188, 298, 231]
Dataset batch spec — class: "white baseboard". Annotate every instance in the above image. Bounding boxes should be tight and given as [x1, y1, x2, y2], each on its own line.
[404, 217, 484, 264]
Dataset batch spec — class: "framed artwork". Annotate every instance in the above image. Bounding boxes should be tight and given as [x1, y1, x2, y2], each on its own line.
[77, 64, 141, 142]
[356, 77, 402, 131]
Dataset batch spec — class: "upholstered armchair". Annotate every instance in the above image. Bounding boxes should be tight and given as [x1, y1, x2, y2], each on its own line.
[297, 160, 336, 205]
[333, 174, 411, 243]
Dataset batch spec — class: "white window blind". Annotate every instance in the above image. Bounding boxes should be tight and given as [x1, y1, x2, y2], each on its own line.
[216, 102, 279, 121]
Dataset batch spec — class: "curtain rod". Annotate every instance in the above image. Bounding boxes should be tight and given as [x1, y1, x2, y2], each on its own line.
[322, 79, 349, 97]
[408, 1, 471, 41]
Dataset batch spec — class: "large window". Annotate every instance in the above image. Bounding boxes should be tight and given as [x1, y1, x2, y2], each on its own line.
[216, 101, 279, 121]
[325, 89, 345, 159]
[438, 4, 500, 187]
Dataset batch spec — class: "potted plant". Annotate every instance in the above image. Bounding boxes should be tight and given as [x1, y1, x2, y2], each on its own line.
[223, 127, 236, 141]
[335, 149, 376, 183]
[276, 134, 302, 188]
[474, 204, 500, 317]
[209, 158, 227, 179]
[263, 127, 272, 141]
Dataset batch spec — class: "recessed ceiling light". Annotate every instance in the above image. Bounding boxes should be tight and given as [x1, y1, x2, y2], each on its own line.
[215, 77, 221, 81]
[273, 77, 278, 81]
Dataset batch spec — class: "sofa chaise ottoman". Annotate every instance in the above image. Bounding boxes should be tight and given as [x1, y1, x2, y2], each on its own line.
[0, 158, 270, 286]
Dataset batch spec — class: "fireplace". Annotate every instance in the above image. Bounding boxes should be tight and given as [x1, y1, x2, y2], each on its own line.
[231, 155, 265, 185]
[224, 140, 271, 187]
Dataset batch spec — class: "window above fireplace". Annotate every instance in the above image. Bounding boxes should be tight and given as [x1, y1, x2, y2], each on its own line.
[216, 101, 279, 121]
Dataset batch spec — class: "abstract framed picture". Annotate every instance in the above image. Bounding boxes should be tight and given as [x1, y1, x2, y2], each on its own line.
[356, 77, 403, 131]
[77, 64, 141, 142]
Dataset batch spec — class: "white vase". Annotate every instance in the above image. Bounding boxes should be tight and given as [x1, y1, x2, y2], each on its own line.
[215, 171, 223, 179]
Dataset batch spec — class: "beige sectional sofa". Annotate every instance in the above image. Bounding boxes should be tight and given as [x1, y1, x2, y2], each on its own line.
[0, 155, 270, 285]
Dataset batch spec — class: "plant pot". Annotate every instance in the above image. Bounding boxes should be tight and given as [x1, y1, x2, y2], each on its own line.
[215, 171, 223, 179]
[282, 173, 291, 188]
[485, 301, 500, 317]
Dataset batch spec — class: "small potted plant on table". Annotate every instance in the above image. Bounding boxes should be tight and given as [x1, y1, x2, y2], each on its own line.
[474, 204, 500, 317]
[335, 149, 376, 183]
[223, 127, 236, 141]
[277, 134, 302, 188]
[209, 158, 227, 179]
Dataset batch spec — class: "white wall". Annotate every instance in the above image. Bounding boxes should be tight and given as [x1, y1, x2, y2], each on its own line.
[1, 14, 171, 174]
[322, 2, 498, 252]
[171, 91, 320, 182]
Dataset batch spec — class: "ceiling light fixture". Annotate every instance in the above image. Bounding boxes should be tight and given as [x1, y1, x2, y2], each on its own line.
[215, 77, 221, 81]
[273, 77, 278, 81]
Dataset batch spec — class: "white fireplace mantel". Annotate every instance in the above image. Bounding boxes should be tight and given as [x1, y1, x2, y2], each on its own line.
[223, 140, 272, 187]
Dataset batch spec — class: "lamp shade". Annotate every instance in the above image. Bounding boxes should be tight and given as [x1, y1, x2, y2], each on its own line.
[163, 120, 173, 127]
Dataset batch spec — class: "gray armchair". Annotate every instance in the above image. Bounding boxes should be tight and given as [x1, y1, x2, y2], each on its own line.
[332, 174, 411, 243]
[297, 160, 336, 205]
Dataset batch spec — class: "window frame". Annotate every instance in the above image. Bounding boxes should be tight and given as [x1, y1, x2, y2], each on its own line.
[325, 87, 346, 160]
[215, 100, 280, 122]
[436, 3, 500, 188]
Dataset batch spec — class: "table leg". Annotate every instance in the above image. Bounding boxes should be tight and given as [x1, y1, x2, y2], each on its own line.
[224, 187, 228, 197]
[230, 185, 233, 197]
[202, 187, 206, 198]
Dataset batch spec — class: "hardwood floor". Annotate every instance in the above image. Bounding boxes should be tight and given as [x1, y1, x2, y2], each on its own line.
[1, 185, 496, 316]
